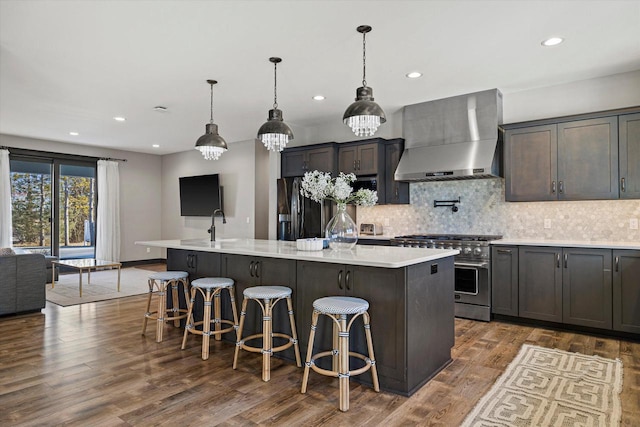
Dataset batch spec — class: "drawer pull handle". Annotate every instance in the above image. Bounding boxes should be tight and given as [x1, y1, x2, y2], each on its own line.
[497, 249, 512, 254]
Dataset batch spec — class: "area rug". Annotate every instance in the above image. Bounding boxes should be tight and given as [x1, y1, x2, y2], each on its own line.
[461, 344, 623, 427]
[46, 267, 151, 306]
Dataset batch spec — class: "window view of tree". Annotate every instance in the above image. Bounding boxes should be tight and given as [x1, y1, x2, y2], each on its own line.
[59, 175, 95, 247]
[11, 171, 52, 249]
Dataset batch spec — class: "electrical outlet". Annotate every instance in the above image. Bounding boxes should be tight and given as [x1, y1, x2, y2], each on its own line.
[246, 217, 250, 224]
[631, 218, 639, 230]
[544, 219, 552, 229]
[146, 247, 151, 253]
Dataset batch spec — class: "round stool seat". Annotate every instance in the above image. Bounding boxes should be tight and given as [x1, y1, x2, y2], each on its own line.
[313, 296, 369, 315]
[149, 271, 189, 281]
[191, 277, 234, 289]
[244, 286, 292, 300]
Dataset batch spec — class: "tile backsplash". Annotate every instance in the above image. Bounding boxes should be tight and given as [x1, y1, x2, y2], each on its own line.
[357, 179, 640, 242]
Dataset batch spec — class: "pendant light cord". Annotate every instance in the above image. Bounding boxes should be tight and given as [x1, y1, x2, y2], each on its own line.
[362, 30, 367, 88]
[209, 82, 214, 124]
[273, 61, 279, 109]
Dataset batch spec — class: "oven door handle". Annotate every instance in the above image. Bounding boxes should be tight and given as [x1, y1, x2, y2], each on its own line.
[455, 261, 489, 269]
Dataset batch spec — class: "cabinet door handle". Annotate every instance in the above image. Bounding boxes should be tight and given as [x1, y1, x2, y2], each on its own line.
[249, 261, 254, 277]
[497, 249, 512, 254]
[564, 253, 568, 268]
[551, 181, 556, 194]
[621, 177, 626, 193]
[556, 253, 560, 268]
[395, 186, 399, 199]
[338, 270, 343, 290]
[615, 256, 619, 272]
[345, 270, 351, 291]
[357, 159, 361, 170]
[559, 181, 564, 194]
[255, 261, 260, 278]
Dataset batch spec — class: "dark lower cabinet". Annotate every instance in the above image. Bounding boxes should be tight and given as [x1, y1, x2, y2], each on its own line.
[221, 254, 297, 360]
[613, 250, 640, 333]
[166, 248, 221, 279]
[518, 246, 563, 322]
[491, 246, 519, 316]
[562, 248, 612, 329]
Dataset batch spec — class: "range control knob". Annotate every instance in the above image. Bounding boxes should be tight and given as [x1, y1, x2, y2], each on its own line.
[462, 246, 472, 255]
[473, 247, 483, 256]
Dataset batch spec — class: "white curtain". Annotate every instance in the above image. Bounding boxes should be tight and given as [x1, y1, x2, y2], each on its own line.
[96, 160, 120, 261]
[0, 149, 12, 247]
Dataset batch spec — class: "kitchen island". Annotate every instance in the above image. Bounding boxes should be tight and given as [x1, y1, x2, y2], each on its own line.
[136, 238, 459, 396]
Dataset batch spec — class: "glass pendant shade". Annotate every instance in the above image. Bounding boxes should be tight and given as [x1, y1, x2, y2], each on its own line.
[196, 79, 227, 160]
[343, 86, 386, 137]
[258, 108, 294, 152]
[195, 123, 227, 160]
[258, 57, 293, 152]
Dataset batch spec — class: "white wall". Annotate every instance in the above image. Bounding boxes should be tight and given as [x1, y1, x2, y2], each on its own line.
[160, 140, 256, 242]
[0, 134, 163, 262]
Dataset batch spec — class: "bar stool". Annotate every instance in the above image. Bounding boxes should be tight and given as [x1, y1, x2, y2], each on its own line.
[181, 277, 239, 360]
[301, 296, 380, 412]
[141, 271, 190, 343]
[233, 286, 301, 381]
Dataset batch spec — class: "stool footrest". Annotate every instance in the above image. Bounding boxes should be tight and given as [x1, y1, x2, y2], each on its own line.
[185, 319, 236, 337]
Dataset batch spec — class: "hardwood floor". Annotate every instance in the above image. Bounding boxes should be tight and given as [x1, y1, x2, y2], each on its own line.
[1, 265, 638, 426]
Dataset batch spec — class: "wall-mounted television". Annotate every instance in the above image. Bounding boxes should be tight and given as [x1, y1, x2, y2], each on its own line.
[179, 174, 222, 216]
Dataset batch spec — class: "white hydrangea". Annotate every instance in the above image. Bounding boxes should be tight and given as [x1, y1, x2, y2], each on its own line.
[300, 170, 378, 207]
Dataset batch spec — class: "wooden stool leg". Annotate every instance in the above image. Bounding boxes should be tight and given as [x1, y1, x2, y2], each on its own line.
[332, 320, 339, 372]
[286, 296, 302, 368]
[229, 285, 240, 336]
[233, 297, 249, 369]
[202, 289, 213, 360]
[213, 291, 222, 341]
[171, 280, 181, 327]
[301, 310, 320, 394]
[262, 299, 272, 382]
[181, 286, 196, 350]
[363, 312, 380, 392]
[141, 278, 154, 335]
[338, 314, 349, 412]
[156, 281, 166, 343]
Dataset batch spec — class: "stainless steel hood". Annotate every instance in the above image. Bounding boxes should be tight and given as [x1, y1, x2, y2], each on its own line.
[395, 89, 503, 181]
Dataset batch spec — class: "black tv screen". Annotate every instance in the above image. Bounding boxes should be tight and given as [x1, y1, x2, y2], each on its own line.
[179, 174, 222, 216]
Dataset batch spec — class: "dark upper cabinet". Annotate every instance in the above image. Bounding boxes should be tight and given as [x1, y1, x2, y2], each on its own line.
[619, 113, 640, 199]
[281, 144, 336, 177]
[505, 124, 558, 201]
[384, 139, 409, 204]
[557, 117, 618, 200]
[562, 248, 612, 329]
[505, 109, 640, 202]
[613, 250, 640, 334]
[491, 246, 519, 316]
[518, 246, 563, 322]
[338, 140, 382, 176]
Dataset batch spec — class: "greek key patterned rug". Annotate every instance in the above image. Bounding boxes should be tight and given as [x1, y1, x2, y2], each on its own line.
[461, 344, 623, 427]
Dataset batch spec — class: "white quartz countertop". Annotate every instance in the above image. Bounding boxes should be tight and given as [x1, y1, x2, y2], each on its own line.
[492, 238, 640, 250]
[136, 238, 458, 268]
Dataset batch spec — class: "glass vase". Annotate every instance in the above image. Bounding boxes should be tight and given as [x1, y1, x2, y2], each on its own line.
[325, 203, 358, 250]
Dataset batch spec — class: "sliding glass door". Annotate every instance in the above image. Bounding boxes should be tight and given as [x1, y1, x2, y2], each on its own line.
[10, 155, 96, 259]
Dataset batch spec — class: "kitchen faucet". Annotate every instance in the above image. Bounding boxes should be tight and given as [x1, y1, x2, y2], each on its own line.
[208, 209, 226, 241]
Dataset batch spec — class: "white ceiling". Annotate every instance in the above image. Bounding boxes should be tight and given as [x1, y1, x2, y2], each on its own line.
[1, 0, 639, 155]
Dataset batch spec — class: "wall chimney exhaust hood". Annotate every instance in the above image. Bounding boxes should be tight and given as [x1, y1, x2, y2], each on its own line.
[395, 89, 503, 181]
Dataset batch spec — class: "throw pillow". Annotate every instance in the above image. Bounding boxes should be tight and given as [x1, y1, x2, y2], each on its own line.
[0, 247, 16, 256]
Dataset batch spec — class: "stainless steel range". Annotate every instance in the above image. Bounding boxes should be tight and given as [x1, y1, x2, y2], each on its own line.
[390, 234, 503, 321]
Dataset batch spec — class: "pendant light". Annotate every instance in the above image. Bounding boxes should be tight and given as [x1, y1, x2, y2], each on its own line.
[195, 80, 228, 160]
[258, 57, 294, 152]
[343, 25, 386, 137]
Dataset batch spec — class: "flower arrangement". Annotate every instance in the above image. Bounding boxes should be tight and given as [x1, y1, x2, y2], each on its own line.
[300, 170, 378, 206]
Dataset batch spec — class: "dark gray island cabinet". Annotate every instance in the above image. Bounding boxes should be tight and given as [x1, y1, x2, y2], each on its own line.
[140, 238, 458, 396]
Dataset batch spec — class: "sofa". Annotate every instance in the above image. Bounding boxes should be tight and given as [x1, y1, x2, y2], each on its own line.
[0, 252, 46, 315]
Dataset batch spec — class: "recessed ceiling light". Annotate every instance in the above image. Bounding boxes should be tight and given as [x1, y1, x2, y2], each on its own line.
[541, 37, 564, 47]
[313, 95, 325, 101]
[152, 144, 160, 148]
[69, 131, 79, 136]
[113, 116, 126, 122]
[406, 72, 422, 79]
